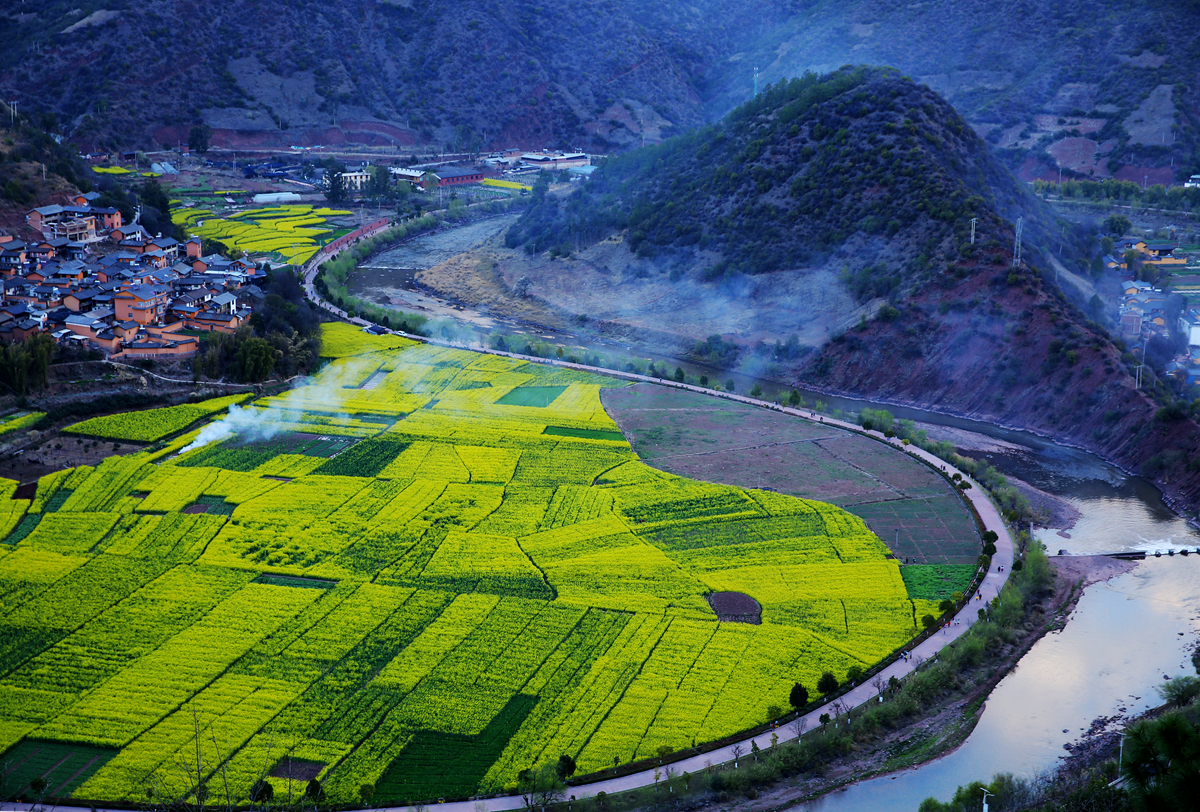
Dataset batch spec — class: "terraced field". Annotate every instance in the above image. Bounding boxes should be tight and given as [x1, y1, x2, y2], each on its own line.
[0, 324, 961, 806]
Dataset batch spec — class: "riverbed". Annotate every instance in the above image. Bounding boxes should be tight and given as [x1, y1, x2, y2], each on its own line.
[790, 439, 1200, 811]
[345, 221, 1200, 810]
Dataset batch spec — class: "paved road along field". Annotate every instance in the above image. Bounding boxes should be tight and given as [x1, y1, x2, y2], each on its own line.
[293, 254, 1018, 811]
[14, 222, 1016, 812]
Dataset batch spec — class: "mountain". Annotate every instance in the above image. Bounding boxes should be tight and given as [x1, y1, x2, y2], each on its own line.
[423, 68, 1200, 510]
[0, 0, 786, 154]
[507, 67, 1066, 279]
[704, 0, 1200, 184]
[1, 0, 1196, 184]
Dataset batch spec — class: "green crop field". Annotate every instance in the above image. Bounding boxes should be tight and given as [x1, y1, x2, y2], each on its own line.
[0, 326, 954, 807]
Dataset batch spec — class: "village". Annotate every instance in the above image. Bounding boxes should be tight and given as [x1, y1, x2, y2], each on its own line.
[1, 192, 263, 358]
[0, 148, 593, 361]
[1107, 235, 1200, 387]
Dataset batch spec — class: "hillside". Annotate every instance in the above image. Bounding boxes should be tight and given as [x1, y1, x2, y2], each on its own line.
[704, 0, 1200, 184]
[0, 104, 89, 234]
[423, 68, 1200, 513]
[1, 0, 1196, 184]
[0, 0, 785, 154]
[506, 67, 1069, 279]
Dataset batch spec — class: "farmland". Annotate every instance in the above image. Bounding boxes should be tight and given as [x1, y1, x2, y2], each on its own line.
[0, 327, 966, 806]
[603, 385, 980, 564]
[170, 204, 354, 266]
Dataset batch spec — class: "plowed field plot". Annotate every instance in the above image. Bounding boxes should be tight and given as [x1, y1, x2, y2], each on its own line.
[603, 385, 977, 564]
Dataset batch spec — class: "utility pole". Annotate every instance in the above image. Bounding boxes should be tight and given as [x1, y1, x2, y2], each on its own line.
[1012, 217, 1023, 267]
[1135, 363, 1143, 389]
[982, 788, 993, 812]
[969, 217, 978, 245]
[7, 100, 15, 128]
[754, 67, 759, 97]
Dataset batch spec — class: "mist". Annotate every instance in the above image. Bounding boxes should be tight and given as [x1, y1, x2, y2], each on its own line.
[181, 355, 378, 453]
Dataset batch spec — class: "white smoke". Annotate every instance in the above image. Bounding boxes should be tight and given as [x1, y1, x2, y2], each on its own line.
[181, 404, 296, 453]
[182, 356, 379, 453]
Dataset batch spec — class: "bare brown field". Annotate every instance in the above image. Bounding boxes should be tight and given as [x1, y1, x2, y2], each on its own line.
[603, 384, 979, 564]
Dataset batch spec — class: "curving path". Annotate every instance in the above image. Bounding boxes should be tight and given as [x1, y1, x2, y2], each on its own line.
[14, 224, 1016, 812]
[289, 241, 1018, 810]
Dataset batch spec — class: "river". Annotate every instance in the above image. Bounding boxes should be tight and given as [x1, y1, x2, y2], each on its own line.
[353, 221, 1200, 811]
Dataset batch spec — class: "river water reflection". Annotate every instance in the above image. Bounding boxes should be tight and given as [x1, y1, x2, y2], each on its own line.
[791, 447, 1200, 811]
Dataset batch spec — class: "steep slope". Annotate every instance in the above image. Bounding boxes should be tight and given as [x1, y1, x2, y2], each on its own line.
[472, 68, 1200, 511]
[507, 67, 1068, 280]
[4, 0, 1196, 180]
[0, 0, 787, 153]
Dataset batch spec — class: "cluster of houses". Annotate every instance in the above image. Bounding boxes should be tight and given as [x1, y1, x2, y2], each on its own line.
[0, 194, 266, 358]
[1106, 237, 1200, 386]
[1102, 237, 1187, 278]
[1171, 308, 1200, 386]
[1111, 238, 1188, 340]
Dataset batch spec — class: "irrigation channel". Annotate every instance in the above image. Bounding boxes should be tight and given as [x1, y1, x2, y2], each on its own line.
[306, 219, 1200, 810]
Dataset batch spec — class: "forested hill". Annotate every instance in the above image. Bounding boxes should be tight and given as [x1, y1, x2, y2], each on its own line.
[507, 67, 1077, 283]
[499, 68, 1200, 512]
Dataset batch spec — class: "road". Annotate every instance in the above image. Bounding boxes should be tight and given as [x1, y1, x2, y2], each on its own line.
[9, 223, 1017, 812]
[294, 242, 1019, 811]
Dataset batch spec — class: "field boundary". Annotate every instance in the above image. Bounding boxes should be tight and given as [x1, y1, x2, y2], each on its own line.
[239, 272, 1019, 809]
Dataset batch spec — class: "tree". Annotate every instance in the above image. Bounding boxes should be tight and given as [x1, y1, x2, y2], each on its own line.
[517, 764, 566, 810]
[367, 165, 391, 198]
[235, 336, 278, 382]
[358, 784, 374, 804]
[1158, 676, 1200, 707]
[556, 754, 577, 779]
[750, 382, 763, 397]
[789, 682, 809, 711]
[249, 779, 274, 805]
[818, 712, 831, 730]
[725, 379, 735, 392]
[922, 613, 936, 629]
[188, 124, 212, 154]
[1103, 214, 1132, 235]
[939, 599, 955, 614]
[674, 366, 685, 382]
[817, 671, 838, 694]
[846, 665, 864, 685]
[326, 171, 346, 204]
[305, 778, 324, 803]
[1123, 711, 1200, 811]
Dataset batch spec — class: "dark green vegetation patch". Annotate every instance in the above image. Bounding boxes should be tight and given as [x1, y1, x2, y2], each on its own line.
[543, 426, 625, 442]
[0, 740, 119, 799]
[179, 433, 359, 471]
[3, 514, 39, 545]
[899, 564, 976, 601]
[312, 438, 410, 478]
[375, 694, 538, 803]
[253, 574, 338, 590]
[495, 386, 568, 407]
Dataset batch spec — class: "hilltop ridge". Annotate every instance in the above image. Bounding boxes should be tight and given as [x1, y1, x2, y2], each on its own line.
[419, 68, 1200, 511]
